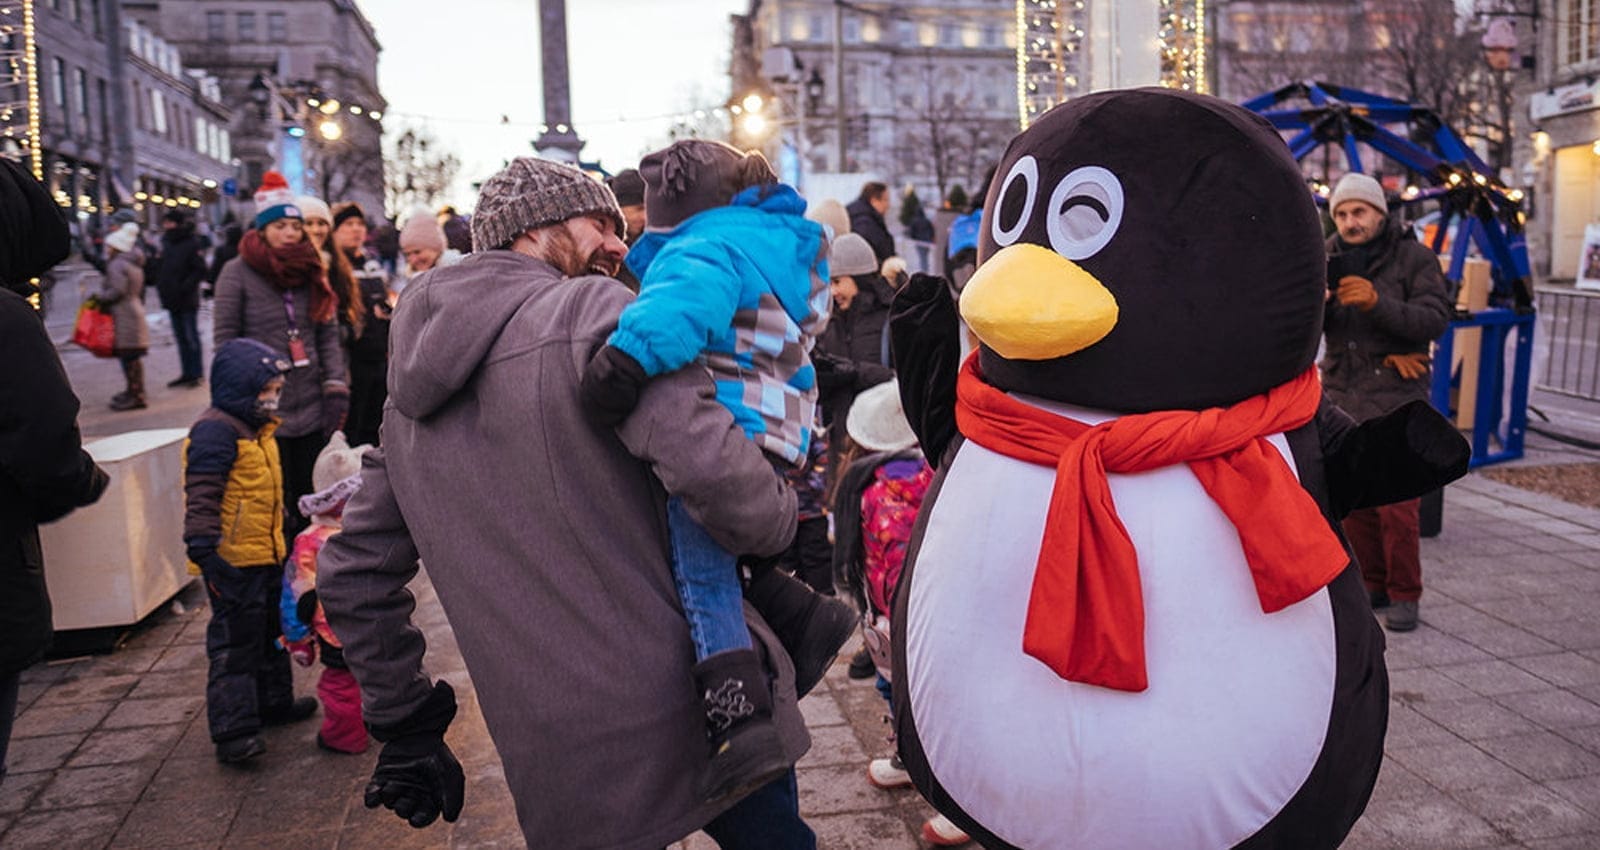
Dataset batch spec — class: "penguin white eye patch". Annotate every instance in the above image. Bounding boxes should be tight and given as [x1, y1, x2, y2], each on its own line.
[1046, 166, 1124, 261]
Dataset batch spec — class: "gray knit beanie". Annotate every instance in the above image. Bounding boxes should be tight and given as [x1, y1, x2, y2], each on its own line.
[470, 157, 625, 252]
[829, 232, 878, 277]
[1328, 172, 1387, 215]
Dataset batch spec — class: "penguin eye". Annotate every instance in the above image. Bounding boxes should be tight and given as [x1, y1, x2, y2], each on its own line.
[990, 155, 1039, 248]
[1045, 166, 1125, 261]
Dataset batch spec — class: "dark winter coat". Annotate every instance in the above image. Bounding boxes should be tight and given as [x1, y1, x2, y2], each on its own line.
[213, 255, 347, 439]
[317, 250, 807, 849]
[98, 249, 149, 352]
[154, 222, 208, 312]
[1322, 217, 1453, 421]
[816, 272, 896, 429]
[847, 198, 896, 263]
[0, 290, 109, 674]
[345, 247, 391, 364]
[206, 224, 241, 286]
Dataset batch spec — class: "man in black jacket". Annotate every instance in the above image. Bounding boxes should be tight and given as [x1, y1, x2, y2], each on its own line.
[155, 210, 210, 387]
[0, 158, 110, 782]
[847, 182, 896, 265]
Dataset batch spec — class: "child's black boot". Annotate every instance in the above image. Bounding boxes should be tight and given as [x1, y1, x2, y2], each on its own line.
[743, 562, 858, 698]
[694, 648, 791, 803]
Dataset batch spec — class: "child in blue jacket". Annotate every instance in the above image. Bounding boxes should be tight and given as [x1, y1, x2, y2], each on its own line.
[581, 140, 854, 802]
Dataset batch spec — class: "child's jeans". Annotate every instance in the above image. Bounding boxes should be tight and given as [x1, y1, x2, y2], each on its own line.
[667, 495, 753, 661]
[199, 558, 295, 742]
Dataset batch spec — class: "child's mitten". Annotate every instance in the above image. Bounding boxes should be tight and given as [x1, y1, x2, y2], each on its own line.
[580, 344, 647, 428]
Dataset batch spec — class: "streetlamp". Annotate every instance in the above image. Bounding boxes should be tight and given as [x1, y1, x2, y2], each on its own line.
[248, 73, 272, 121]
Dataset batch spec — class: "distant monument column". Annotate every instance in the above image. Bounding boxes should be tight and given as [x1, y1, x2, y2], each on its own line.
[533, 0, 584, 162]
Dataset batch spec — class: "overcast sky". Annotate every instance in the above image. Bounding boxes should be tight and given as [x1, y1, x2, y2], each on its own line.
[363, 0, 748, 212]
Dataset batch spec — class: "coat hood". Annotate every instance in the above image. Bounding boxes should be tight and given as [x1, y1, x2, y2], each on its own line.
[388, 250, 575, 419]
[211, 337, 290, 424]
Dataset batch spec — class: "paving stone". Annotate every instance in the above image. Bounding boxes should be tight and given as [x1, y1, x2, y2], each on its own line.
[119, 621, 186, 652]
[18, 661, 76, 685]
[808, 810, 921, 849]
[1385, 630, 1494, 670]
[1383, 704, 1459, 750]
[1495, 689, 1600, 731]
[101, 696, 204, 730]
[4, 732, 85, 774]
[336, 810, 451, 849]
[797, 719, 869, 769]
[799, 764, 901, 816]
[1456, 625, 1565, 658]
[1514, 652, 1600, 688]
[0, 769, 49, 815]
[228, 769, 354, 837]
[149, 643, 208, 672]
[1476, 730, 1600, 780]
[76, 649, 164, 677]
[1523, 836, 1600, 850]
[31, 674, 140, 706]
[1547, 773, 1600, 816]
[1339, 812, 1400, 850]
[1437, 659, 1561, 697]
[214, 830, 340, 850]
[108, 796, 235, 849]
[9, 700, 115, 738]
[798, 691, 847, 727]
[1556, 724, 1600, 757]
[125, 670, 206, 700]
[440, 769, 523, 848]
[33, 761, 160, 809]
[0, 803, 125, 849]
[1453, 783, 1600, 842]
[141, 755, 264, 801]
[1354, 783, 1503, 847]
[1410, 696, 1541, 741]
[1388, 741, 1525, 790]
[1521, 617, 1600, 651]
[68, 725, 185, 767]
[1390, 667, 1481, 704]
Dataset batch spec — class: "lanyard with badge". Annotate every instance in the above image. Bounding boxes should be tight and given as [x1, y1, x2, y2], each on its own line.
[281, 291, 311, 368]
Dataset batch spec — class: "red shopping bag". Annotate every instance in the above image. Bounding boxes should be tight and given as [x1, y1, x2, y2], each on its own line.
[72, 299, 116, 357]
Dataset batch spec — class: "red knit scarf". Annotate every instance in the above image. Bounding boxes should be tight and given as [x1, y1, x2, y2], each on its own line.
[239, 229, 336, 324]
[954, 355, 1347, 692]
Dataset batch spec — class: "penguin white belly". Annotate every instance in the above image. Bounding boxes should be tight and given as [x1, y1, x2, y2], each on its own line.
[905, 428, 1335, 850]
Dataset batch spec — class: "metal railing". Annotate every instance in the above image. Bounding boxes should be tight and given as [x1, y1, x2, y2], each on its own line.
[1536, 286, 1600, 402]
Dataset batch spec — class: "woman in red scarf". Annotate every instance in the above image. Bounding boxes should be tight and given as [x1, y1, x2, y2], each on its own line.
[213, 171, 349, 545]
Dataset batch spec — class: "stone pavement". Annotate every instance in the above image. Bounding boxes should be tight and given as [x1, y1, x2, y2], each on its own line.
[5, 286, 1600, 848]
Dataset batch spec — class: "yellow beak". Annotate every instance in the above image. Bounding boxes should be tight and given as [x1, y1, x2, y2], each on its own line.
[959, 243, 1119, 361]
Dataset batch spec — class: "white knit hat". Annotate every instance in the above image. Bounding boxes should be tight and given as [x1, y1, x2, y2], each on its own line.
[103, 222, 140, 254]
[846, 380, 917, 452]
[296, 195, 331, 223]
[1329, 173, 1387, 215]
[297, 431, 370, 517]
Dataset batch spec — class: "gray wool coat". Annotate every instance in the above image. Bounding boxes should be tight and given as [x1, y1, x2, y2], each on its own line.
[317, 250, 806, 850]
[97, 249, 149, 352]
[1323, 218, 1453, 421]
[213, 254, 346, 438]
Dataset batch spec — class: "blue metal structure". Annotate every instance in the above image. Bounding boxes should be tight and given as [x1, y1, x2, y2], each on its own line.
[1243, 81, 1534, 467]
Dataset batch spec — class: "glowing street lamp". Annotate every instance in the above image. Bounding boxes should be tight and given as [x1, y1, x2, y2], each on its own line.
[318, 119, 342, 141]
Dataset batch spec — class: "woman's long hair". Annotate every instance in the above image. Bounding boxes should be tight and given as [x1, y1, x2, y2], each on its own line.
[322, 243, 364, 334]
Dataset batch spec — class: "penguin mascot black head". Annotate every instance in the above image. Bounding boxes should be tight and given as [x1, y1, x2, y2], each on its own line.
[887, 89, 1469, 850]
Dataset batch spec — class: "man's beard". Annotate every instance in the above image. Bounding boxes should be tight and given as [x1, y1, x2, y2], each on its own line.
[542, 226, 620, 278]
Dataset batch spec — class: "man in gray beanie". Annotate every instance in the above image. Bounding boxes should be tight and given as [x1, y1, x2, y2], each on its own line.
[1322, 171, 1452, 633]
[316, 155, 817, 848]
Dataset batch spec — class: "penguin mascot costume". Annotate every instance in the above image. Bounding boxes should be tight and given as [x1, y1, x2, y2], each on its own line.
[886, 89, 1471, 849]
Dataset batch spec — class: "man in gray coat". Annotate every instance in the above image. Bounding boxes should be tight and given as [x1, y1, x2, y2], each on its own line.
[1323, 172, 1453, 633]
[317, 157, 815, 849]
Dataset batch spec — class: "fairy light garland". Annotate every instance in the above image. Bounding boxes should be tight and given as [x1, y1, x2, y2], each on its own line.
[1158, 0, 1206, 93]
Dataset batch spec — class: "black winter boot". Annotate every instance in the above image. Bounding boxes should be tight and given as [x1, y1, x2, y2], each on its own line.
[743, 563, 858, 698]
[693, 648, 792, 803]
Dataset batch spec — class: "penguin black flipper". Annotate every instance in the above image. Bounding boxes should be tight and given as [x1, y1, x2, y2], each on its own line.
[1319, 398, 1472, 519]
[889, 273, 962, 469]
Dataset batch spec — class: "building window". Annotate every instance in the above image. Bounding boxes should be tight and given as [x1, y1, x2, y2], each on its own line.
[50, 57, 65, 108]
[97, 78, 109, 139]
[1561, 0, 1599, 67]
[206, 10, 224, 40]
[237, 11, 256, 42]
[844, 15, 860, 44]
[898, 20, 915, 45]
[268, 12, 287, 42]
[808, 13, 825, 42]
[150, 89, 167, 135]
[982, 24, 1000, 47]
[73, 67, 87, 117]
[940, 23, 959, 46]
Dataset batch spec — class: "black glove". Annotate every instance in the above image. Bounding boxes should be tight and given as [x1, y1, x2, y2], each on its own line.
[365, 681, 465, 828]
[321, 390, 350, 440]
[186, 546, 231, 574]
[580, 345, 648, 428]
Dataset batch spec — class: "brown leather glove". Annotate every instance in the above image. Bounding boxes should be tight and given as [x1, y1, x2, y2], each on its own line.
[1335, 275, 1379, 311]
[1382, 352, 1430, 380]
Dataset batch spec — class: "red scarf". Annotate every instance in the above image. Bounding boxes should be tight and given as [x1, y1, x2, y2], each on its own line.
[239, 229, 336, 324]
[954, 356, 1347, 692]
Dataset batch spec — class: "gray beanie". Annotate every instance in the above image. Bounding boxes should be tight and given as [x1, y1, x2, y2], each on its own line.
[1329, 172, 1387, 215]
[470, 157, 625, 252]
[829, 232, 878, 277]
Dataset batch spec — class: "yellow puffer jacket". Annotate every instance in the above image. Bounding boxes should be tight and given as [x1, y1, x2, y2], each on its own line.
[183, 415, 285, 572]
